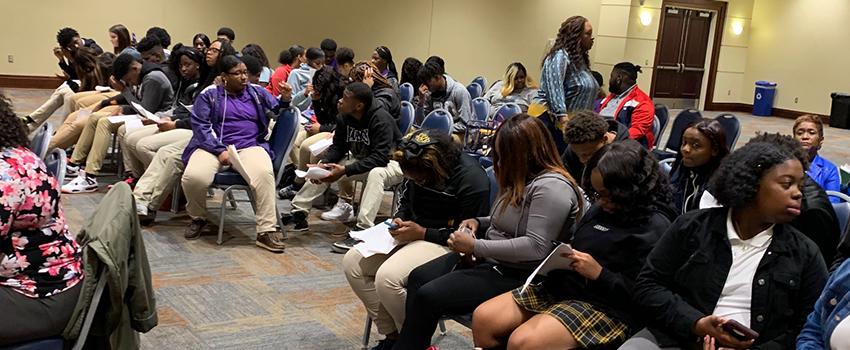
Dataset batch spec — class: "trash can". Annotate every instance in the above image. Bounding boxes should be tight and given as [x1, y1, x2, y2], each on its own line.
[829, 92, 850, 129]
[753, 81, 777, 116]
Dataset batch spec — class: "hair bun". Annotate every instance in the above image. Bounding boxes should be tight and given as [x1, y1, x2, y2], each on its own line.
[634, 65, 643, 73]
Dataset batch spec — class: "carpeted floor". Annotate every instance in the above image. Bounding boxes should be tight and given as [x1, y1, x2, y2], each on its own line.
[4, 87, 850, 349]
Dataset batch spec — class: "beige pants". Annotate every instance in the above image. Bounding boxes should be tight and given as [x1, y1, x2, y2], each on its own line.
[50, 105, 121, 151]
[181, 147, 278, 233]
[133, 138, 189, 211]
[70, 109, 128, 175]
[28, 82, 74, 131]
[342, 240, 451, 335]
[290, 130, 333, 185]
[290, 158, 403, 229]
[71, 91, 118, 111]
[119, 125, 193, 177]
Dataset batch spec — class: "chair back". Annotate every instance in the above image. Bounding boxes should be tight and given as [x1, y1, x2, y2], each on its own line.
[828, 191, 850, 241]
[472, 76, 487, 91]
[493, 103, 522, 125]
[467, 83, 483, 100]
[485, 166, 498, 206]
[654, 104, 670, 148]
[663, 109, 703, 153]
[399, 101, 415, 135]
[421, 108, 453, 135]
[652, 116, 661, 146]
[269, 106, 301, 184]
[472, 97, 490, 122]
[30, 122, 53, 159]
[45, 148, 67, 184]
[714, 113, 742, 151]
[399, 82, 414, 103]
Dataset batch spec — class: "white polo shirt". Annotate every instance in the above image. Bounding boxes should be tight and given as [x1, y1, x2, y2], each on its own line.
[712, 210, 774, 327]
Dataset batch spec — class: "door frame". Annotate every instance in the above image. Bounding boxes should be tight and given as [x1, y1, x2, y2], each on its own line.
[649, 0, 727, 109]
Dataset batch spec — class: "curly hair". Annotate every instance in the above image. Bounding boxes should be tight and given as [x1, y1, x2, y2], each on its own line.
[0, 94, 29, 149]
[401, 57, 422, 89]
[583, 140, 672, 224]
[312, 66, 346, 121]
[417, 61, 443, 85]
[543, 16, 590, 68]
[710, 140, 801, 209]
[564, 110, 608, 144]
[241, 43, 270, 67]
[747, 132, 808, 169]
[350, 61, 392, 90]
[146, 27, 171, 48]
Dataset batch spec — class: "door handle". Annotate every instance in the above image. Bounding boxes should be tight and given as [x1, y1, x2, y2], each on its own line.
[682, 67, 705, 72]
[657, 65, 680, 71]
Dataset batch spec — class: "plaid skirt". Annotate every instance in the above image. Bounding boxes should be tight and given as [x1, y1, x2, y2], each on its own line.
[512, 285, 629, 348]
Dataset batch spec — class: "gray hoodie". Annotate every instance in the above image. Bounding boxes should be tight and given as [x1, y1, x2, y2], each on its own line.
[287, 63, 316, 111]
[423, 74, 472, 133]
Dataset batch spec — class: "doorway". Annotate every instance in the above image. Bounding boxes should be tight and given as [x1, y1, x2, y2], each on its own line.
[650, 0, 727, 110]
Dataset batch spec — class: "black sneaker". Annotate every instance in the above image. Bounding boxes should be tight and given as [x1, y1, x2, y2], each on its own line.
[184, 219, 207, 240]
[277, 183, 301, 200]
[331, 236, 361, 254]
[370, 338, 396, 350]
[139, 209, 156, 226]
[280, 211, 308, 232]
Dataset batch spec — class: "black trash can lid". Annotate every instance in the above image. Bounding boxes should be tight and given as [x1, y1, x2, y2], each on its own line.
[832, 92, 850, 98]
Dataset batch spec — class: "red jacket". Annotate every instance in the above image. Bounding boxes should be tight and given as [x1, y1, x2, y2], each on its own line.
[599, 86, 655, 148]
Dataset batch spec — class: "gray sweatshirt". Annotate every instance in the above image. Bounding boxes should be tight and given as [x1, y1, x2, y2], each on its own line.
[423, 75, 472, 133]
[287, 63, 316, 112]
[473, 172, 582, 270]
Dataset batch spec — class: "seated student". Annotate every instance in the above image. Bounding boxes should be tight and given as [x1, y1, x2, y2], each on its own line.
[0, 94, 83, 345]
[798, 258, 850, 349]
[281, 83, 402, 253]
[241, 43, 272, 87]
[119, 45, 203, 182]
[372, 46, 399, 90]
[793, 114, 841, 202]
[216, 27, 235, 45]
[343, 129, 491, 350]
[336, 47, 356, 78]
[180, 55, 287, 252]
[621, 140, 828, 350]
[61, 52, 174, 193]
[473, 140, 675, 350]
[23, 27, 104, 131]
[598, 62, 656, 148]
[66, 50, 118, 112]
[145, 26, 172, 59]
[192, 33, 211, 53]
[267, 45, 305, 97]
[400, 57, 422, 91]
[287, 47, 325, 111]
[561, 110, 628, 182]
[417, 60, 472, 136]
[321, 38, 337, 68]
[350, 61, 401, 119]
[483, 62, 538, 115]
[392, 114, 584, 350]
[199, 39, 237, 88]
[278, 67, 344, 199]
[108, 24, 133, 55]
[669, 119, 729, 214]
[137, 35, 179, 85]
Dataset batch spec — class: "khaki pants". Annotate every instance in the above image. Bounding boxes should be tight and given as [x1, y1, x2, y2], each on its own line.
[290, 130, 332, 185]
[342, 240, 451, 335]
[291, 158, 403, 229]
[70, 109, 126, 175]
[71, 91, 118, 111]
[50, 105, 121, 151]
[28, 82, 74, 131]
[181, 147, 278, 233]
[119, 125, 193, 177]
[133, 138, 189, 211]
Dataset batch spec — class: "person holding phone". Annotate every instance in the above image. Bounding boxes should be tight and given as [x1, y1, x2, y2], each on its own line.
[342, 129, 490, 349]
[472, 140, 675, 350]
[621, 138, 828, 350]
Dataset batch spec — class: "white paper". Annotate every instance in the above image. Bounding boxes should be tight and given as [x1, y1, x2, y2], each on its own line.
[308, 137, 333, 156]
[226, 145, 247, 177]
[519, 243, 573, 294]
[179, 102, 193, 113]
[294, 166, 331, 180]
[124, 119, 144, 132]
[350, 221, 399, 258]
[95, 86, 111, 92]
[130, 101, 161, 123]
[107, 114, 141, 124]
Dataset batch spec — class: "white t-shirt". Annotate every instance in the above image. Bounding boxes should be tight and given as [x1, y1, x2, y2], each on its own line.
[832, 313, 850, 349]
[712, 210, 774, 327]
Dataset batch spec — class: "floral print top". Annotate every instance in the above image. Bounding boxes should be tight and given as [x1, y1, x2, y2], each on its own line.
[1, 146, 83, 298]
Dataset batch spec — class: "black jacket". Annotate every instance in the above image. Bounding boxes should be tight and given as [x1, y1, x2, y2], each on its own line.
[670, 162, 717, 215]
[323, 97, 401, 176]
[394, 154, 491, 245]
[634, 208, 827, 349]
[543, 203, 676, 332]
[793, 176, 840, 265]
[561, 119, 629, 181]
[312, 97, 340, 133]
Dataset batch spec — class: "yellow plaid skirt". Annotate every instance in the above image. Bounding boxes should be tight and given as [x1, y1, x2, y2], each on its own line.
[512, 285, 629, 348]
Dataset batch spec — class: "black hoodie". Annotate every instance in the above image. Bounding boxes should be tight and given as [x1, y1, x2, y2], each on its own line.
[373, 86, 401, 122]
[323, 96, 401, 176]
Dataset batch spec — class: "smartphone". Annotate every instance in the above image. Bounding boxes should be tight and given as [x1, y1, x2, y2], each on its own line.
[721, 319, 759, 341]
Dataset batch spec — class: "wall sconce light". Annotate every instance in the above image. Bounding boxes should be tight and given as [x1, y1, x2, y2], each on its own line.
[639, 11, 652, 26]
[731, 21, 744, 35]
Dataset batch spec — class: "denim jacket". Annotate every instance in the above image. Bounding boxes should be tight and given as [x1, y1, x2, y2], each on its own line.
[798, 259, 850, 349]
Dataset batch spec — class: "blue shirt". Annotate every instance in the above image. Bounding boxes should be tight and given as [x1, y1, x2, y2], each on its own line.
[537, 49, 598, 114]
[809, 154, 841, 203]
[798, 259, 850, 348]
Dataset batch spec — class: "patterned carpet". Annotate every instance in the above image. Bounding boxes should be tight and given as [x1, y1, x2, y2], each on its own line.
[4, 87, 850, 349]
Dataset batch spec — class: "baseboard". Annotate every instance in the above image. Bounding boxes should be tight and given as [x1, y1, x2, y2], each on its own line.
[0, 74, 64, 89]
[705, 102, 830, 124]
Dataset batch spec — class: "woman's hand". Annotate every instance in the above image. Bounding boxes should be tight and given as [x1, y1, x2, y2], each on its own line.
[566, 249, 603, 280]
[457, 218, 479, 235]
[389, 219, 426, 243]
[447, 229, 476, 254]
[304, 83, 313, 97]
[218, 151, 230, 165]
[109, 76, 125, 92]
[363, 67, 375, 87]
[278, 81, 293, 101]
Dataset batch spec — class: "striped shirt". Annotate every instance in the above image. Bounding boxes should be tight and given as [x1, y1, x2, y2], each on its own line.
[538, 49, 598, 114]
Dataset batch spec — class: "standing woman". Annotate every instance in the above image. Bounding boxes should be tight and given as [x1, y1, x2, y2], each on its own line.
[193, 33, 211, 54]
[108, 24, 133, 55]
[793, 114, 841, 202]
[537, 16, 598, 153]
[669, 119, 729, 214]
[372, 46, 399, 90]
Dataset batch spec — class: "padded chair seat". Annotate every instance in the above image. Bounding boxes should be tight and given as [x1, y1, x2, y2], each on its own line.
[213, 169, 248, 186]
[0, 337, 65, 350]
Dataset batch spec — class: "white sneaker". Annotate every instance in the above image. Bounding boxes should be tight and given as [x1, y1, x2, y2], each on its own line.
[64, 164, 80, 182]
[61, 173, 98, 194]
[320, 199, 355, 222]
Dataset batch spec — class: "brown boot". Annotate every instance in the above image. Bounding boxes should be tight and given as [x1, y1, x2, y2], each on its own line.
[256, 231, 286, 253]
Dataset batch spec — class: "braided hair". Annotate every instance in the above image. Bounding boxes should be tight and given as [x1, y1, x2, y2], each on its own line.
[375, 46, 398, 79]
[350, 61, 392, 90]
[544, 16, 590, 68]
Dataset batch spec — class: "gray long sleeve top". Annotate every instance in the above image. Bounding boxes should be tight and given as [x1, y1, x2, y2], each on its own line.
[473, 172, 582, 270]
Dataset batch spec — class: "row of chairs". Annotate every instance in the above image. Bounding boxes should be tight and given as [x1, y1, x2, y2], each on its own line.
[652, 106, 742, 159]
[398, 75, 489, 104]
[29, 122, 68, 184]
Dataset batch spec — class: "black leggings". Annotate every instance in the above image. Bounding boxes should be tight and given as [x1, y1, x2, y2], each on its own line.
[393, 253, 527, 349]
[0, 282, 82, 345]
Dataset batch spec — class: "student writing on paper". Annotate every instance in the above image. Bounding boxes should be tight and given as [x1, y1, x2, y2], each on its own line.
[180, 55, 289, 253]
[393, 115, 583, 350]
[473, 141, 675, 350]
[341, 129, 490, 350]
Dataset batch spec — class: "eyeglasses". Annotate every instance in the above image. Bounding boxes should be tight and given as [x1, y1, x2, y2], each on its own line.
[208, 47, 221, 54]
[226, 70, 248, 77]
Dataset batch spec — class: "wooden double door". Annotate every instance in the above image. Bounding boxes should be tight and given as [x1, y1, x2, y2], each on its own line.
[652, 6, 713, 101]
